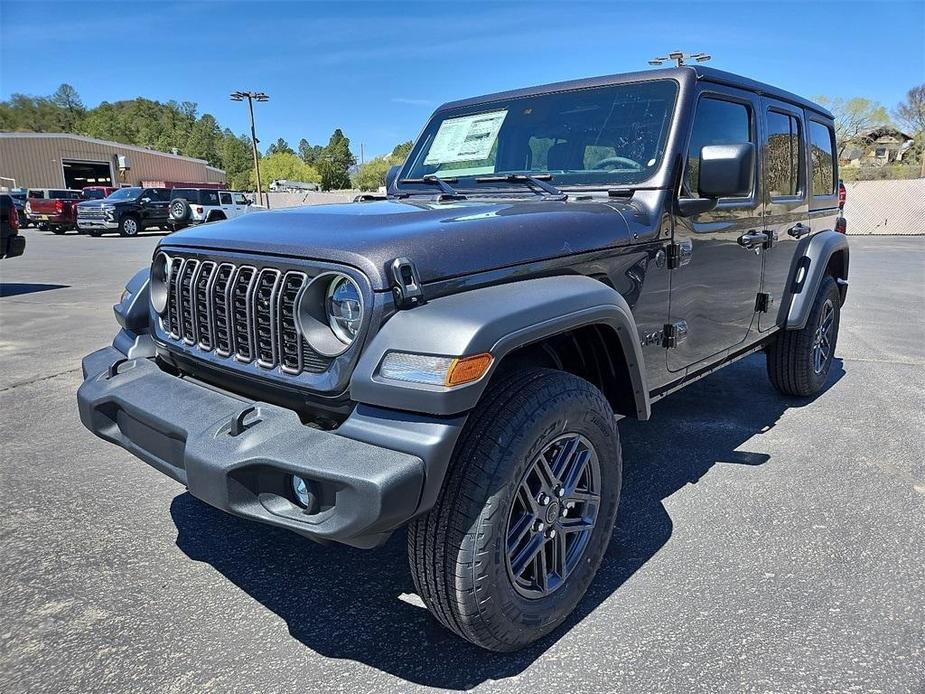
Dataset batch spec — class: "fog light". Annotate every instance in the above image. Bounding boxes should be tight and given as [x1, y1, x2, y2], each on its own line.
[292, 476, 311, 507]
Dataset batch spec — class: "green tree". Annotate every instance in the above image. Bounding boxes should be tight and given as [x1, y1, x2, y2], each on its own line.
[894, 84, 925, 176]
[352, 140, 414, 190]
[253, 152, 319, 190]
[267, 137, 295, 156]
[816, 96, 890, 158]
[185, 114, 222, 165]
[220, 129, 256, 189]
[298, 137, 324, 165]
[50, 84, 85, 131]
[318, 128, 356, 190]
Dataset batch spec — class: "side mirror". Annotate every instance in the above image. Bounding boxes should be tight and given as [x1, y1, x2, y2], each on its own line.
[698, 143, 754, 198]
[385, 164, 401, 192]
[140, 197, 151, 205]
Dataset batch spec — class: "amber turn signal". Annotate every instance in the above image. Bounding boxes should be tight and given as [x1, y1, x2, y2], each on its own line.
[445, 353, 493, 387]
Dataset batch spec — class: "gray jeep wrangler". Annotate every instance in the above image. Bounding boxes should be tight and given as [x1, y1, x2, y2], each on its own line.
[77, 66, 848, 652]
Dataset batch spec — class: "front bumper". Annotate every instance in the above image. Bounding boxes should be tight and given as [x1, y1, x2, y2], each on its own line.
[77, 219, 119, 230]
[77, 346, 443, 548]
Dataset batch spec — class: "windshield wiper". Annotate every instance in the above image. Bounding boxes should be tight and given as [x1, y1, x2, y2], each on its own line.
[398, 175, 466, 200]
[473, 173, 568, 201]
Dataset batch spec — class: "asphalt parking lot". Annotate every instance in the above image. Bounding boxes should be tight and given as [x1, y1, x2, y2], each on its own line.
[1, 229, 923, 693]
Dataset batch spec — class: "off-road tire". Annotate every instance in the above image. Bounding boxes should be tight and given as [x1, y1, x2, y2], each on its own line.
[118, 214, 140, 237]
[169, 199, 191, 223]
[407, 368, 622, 652]
[766, 275, 841, 396]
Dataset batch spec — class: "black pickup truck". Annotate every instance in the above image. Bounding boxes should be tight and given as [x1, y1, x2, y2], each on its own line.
[76, 187, 170, 236]
[77, 66, 848, 651]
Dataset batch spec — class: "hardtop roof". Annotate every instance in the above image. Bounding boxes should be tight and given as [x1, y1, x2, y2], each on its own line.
[436, 65, 833, 120]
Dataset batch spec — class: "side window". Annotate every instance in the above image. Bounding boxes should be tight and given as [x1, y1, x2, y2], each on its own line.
[766, 110, 803, 198]
[142, 189, 158, 200]
[686, 97, 753, 196]
[202, 190, 219, 205]
[220, 192, 233, 205]
[809, 121, 836, 196]
[233, 192, 248, 204]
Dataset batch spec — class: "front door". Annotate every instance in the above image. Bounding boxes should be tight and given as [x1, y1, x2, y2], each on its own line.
[668, 87, 765, 372]
[759, 99, 809, 331]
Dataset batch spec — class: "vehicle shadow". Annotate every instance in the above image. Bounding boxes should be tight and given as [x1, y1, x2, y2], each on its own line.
[0, 282, 69, 297]
[170, 353, 844, 689]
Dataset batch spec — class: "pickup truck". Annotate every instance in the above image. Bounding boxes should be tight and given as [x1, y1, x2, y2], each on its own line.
[77, 66, 848, 651]
[76, 186, 171, 237]
[25, 189, 84, 233]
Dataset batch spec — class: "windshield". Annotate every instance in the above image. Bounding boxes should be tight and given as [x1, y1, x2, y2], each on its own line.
[401, 79, 678, 191]
[105, 188, 142, 201]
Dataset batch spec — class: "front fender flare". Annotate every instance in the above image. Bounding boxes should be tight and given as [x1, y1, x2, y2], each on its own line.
[351, 275, 650, 418]
[786, 231, 849, 330]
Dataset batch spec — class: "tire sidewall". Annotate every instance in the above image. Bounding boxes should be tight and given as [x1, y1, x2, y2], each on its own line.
[804, 276, 841, 391]
[119, 215, 140, 236]
[467, 375, 621, 644]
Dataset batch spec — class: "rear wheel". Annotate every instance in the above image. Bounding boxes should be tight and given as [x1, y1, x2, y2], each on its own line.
[766, 275, 841, 396]
[407, 368, 622, 651]
[51, 226, 66, 235]
[118, 215, 140, 237]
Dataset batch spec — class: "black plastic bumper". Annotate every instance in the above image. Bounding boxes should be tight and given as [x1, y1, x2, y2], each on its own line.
[77, 347, 428, 548]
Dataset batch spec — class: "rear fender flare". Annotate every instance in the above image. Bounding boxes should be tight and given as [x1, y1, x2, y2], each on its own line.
[351, 275, 650, 418]
[786, 230, 849, 330]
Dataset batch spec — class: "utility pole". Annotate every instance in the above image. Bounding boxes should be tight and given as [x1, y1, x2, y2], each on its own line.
[649, 51, 711, 67]
[230, 90, 270, 208]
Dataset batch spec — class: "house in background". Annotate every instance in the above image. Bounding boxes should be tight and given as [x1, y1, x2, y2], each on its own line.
[840, 126, 915, 168]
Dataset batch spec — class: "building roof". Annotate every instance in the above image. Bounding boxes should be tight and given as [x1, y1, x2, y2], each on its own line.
[0, 131, 214, 166]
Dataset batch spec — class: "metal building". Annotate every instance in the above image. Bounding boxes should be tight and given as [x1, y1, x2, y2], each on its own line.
[0, 132, 226, 190]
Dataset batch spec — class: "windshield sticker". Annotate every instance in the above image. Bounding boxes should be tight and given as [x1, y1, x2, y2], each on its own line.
[424, 110, 508, 165]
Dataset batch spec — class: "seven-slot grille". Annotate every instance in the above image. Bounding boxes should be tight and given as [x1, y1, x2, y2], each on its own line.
[163, 256, 332, 375]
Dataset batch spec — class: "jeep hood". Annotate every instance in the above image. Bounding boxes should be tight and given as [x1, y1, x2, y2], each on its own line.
[162, 198, 634, 290]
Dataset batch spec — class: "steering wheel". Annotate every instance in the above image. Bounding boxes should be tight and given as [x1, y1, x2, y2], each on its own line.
[591, 156, 644, 171]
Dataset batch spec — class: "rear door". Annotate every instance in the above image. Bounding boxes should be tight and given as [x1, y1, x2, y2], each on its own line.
[219, 191, 236, 218]
[759, 98, 810, 331]
[668, 86, 764, 372]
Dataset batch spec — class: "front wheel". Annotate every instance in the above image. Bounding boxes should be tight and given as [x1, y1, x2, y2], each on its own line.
[407, 368, 622, 651]
[766, 275, 841, 396]
[118, 215, 140, 237]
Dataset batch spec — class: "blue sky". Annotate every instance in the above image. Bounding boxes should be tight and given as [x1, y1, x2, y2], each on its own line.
[1, 1, 923, 158]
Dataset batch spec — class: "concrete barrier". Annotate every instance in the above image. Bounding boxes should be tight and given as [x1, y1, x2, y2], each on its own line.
[253, 179, 925, 235]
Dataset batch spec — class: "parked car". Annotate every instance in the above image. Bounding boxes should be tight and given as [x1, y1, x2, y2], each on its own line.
[77, 66, 848, 652]
[8, 189, 28, 227]
[1, 193, 25, 258]
[25, 188, 83, 233]
[76, 186, 170, 236]
[80, 186, 118, 200]
[167, 188, 256, 230]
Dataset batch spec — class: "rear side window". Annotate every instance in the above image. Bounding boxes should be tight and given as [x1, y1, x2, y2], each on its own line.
[766, 110, 803, 198]
[809, 121, 836, 196]
[220, 192, 232, 205]
[171, 189, 199, 202]
[51, 190, 81, 199]
[686, 97, 753, 196]
[201, 190, 219, 205]
[29, 190, 46, 198]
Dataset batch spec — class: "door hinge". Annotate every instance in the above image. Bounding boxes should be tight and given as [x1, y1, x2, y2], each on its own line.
[665, 239, 692, 270]
[762, 230, 777, 250]
[389, 257, 426, 309]
[663, 320, 689, 349]
[755, 292, 774, 313]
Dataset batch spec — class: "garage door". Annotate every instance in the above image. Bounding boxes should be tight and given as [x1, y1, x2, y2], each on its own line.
[63, 160, 113, 189]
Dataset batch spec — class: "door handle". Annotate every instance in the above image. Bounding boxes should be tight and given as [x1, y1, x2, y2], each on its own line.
[787, 223, 811, 238]
[737, 230, 769, 250]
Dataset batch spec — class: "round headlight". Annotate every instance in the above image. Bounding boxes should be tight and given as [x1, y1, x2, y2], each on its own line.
[295, 272, 364, 357]
[150, 251, 170, 314]
[326, 275, 362, 345]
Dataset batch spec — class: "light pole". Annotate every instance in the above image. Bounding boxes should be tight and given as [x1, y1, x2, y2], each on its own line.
[230, 90, 269, 207]
[649, 51, 711, 67]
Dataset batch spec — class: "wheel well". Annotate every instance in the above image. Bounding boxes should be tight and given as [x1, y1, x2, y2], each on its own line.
[825, 249, 848, 304]
[206, 211, 227, 222]
[493, 323, 637, 418]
